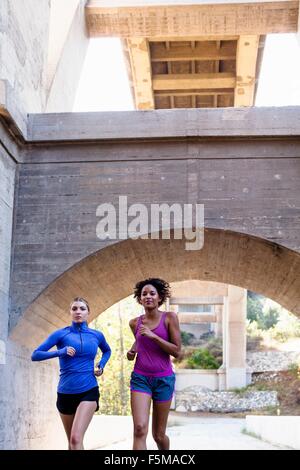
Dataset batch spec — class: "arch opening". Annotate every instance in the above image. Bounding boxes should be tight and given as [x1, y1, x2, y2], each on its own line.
[10, 228, 300, 350]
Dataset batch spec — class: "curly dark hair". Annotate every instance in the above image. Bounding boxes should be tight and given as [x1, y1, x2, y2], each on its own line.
[133, 278, 171, 306]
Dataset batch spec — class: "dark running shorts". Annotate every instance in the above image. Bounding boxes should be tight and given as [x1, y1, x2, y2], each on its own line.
[130, 371, 175, 402]
[56, 386, 100, 415]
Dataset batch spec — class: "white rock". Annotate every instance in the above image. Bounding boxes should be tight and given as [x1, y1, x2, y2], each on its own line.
[176, 405, 187, 412]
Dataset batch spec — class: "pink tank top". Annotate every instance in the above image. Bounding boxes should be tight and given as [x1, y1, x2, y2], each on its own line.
[133, 312, 174, 377]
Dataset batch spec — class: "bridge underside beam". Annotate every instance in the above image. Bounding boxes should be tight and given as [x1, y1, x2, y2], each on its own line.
[85, 1, 299, 37]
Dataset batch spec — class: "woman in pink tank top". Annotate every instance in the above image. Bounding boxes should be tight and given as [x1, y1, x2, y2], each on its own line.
[127, 278, 181, 450]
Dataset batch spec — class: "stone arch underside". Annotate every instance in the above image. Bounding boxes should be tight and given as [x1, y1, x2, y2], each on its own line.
[10, 228, 300, 349]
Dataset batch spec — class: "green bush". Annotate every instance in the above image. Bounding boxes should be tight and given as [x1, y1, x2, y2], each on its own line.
[271, 330, 289, 343]
[206, 337, 222, 353]
[180, 331, 195, 346]
[187, 348, 221, 369]
[247, 320, 264, 338]
[287, 362, 300, 378]
[259, 307, 280, 330]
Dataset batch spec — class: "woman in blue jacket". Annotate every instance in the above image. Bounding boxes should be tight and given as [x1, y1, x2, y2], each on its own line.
[31, 297, 111, 450]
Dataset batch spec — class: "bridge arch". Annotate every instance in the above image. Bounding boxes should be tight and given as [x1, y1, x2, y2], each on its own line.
[10, 228, 300, 349]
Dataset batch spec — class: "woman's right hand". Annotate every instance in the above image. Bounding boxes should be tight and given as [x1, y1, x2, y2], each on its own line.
[126, 349, 136, 361]
[59, 346, 76, 357]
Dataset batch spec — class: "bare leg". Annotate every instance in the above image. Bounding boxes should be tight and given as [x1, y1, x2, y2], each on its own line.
[152, 399, 172, 450]
[59, 413, 75, 449]
[130, 392, 151, 450]
[69, 401, 97, 450]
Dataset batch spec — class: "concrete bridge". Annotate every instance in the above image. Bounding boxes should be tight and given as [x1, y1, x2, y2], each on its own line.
[1, 98, 300, 448]
[1, 0, 300, 452]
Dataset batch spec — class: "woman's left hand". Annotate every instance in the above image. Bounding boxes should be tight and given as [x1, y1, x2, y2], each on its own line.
[94, 367, 103, 377]
[139, 325, 156, 339]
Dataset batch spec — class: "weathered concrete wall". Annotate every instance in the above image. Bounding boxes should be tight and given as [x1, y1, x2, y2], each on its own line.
[0, 340, 59, 449]
[0, 1, 90, 115]
[0, 141, 59, 450]
[9, 137, 300, 327]
[0, 0, 50, 113]
[0, 144, 15, 342]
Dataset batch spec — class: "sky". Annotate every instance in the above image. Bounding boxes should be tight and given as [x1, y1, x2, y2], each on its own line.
[73, 38, 134, 112]
[73, 33, 300, 112]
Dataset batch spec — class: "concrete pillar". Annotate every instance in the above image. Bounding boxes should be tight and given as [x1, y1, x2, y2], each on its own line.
[0, 147, 16, 344]
[0, 143, 61, 450]
[298, 1, 300, 47]
[45, 0, 89, 112]
[225, 285, 247, 389]
[215, 304, 223, 338]
[217, 296, 227, 391]
[0, 146, 15, 447]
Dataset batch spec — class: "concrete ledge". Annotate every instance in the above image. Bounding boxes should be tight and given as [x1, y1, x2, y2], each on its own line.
[0, 80, 28, 140]
[27, 106, 300, 142]
[176, 369, 219, 391]
[0, 119, 22, 162]
[2, 104, 300, 144]
[246, 415, 300, 449]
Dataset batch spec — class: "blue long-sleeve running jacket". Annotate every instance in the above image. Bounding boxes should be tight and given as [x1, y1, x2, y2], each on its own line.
[31, 321, 111, 394]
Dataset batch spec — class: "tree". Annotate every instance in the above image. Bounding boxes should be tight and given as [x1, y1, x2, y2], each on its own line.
[92, 296, 140, 415]
[247, 292, 264, 323]
[247, 291, 280, 330]
[259, 307, 280, 330]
